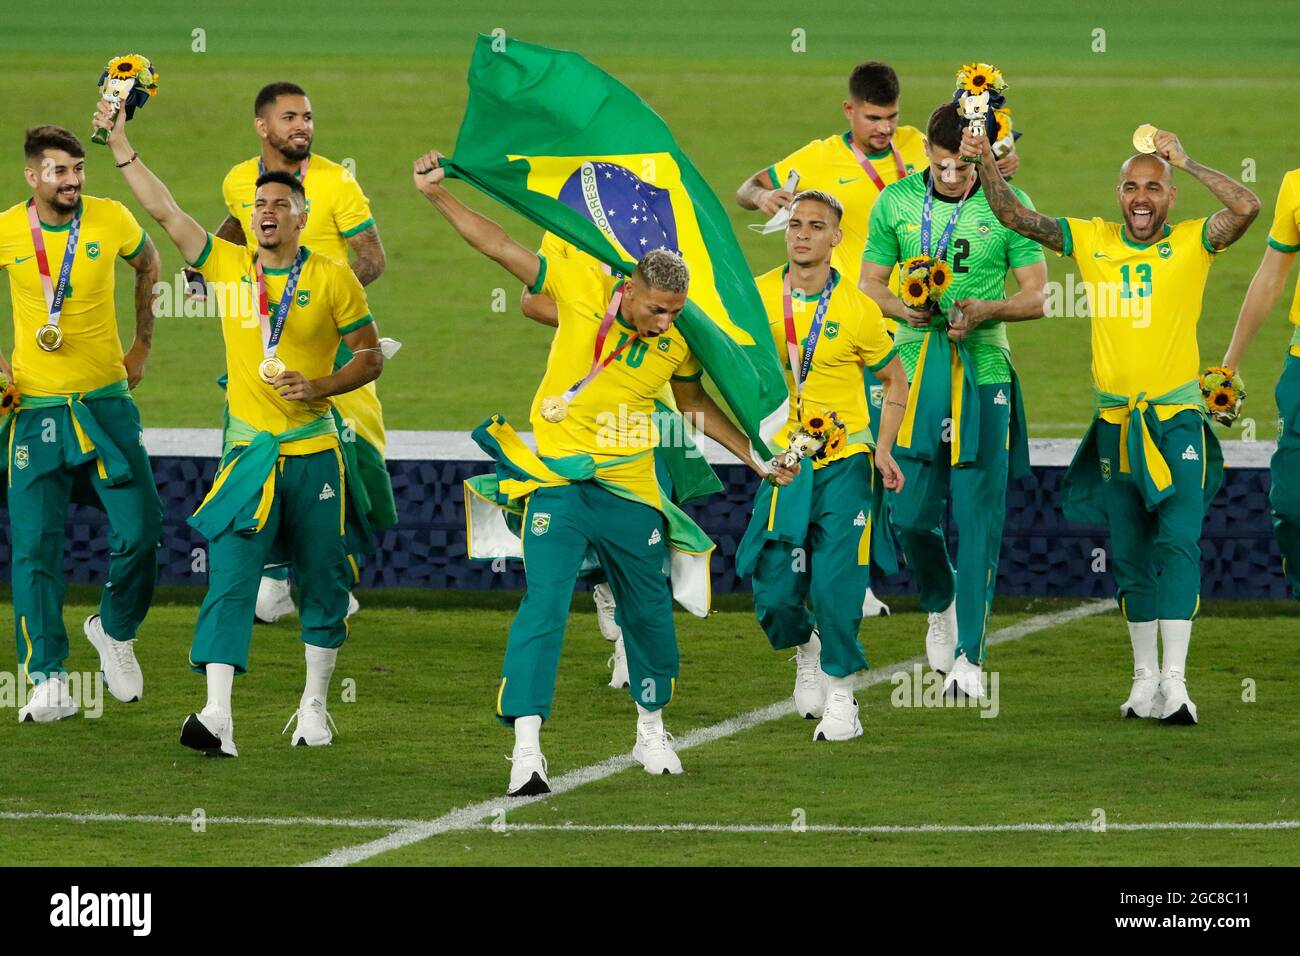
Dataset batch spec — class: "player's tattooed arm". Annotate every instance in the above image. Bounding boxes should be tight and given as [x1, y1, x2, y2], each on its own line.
[411, 149, 542, 290]
[347, 224, 386, 287]
[736, 168, 793, 216]
[1150, 130, 1260, 250]
[960, 128, 1064, 252]
[123, 234, 160, 389]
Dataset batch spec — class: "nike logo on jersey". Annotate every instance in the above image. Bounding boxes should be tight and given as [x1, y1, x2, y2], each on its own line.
[994, 389, 1009, 406]
[837, 177, 860, 185]
[241, 202, 253, 208]
[14, 255, 33, 264]
[1092, 251, 1109, 259]
[1182, 444, 1200, 461]
[319, 482, 336, 500]
[648, 528, 662, 546]
[905, 224, 920, 232]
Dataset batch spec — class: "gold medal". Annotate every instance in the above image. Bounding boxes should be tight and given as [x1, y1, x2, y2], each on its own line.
[539, 395, 569, 423]
[258, 356, 286, 384]
[36, 323, 63, 351]
[1132, 124, 1158, 154]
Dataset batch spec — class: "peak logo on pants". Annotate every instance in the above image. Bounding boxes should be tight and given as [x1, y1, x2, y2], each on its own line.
[648, 528, 661, 546]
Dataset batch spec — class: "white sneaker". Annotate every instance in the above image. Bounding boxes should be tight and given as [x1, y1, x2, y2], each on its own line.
[180, 706, 238, 757]
[346, 592, 360, 619]
[1120, 668, 1161, 719]
[792, 630, 828, 719]
[17, 675, 78, 723]
[925, 601, 958, 674]
[1158, 676, 1198, 725]
[592, 582, 622, 642]
[283, 695, 337, 746]
[83, 614, 142, 703]
[814, 689, 863, 741]
[607, 634, 629, 689]
[255, 574, 296, 624]
[943, 653, 986, 701]
[507, 746, 551, 796]
[862, 587, 891, 617]
[632, 713, 683, 775]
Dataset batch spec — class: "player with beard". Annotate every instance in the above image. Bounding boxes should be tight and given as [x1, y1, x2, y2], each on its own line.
[968, 124, 1259, 724]
[198, 82, 393, 627]
[0, 125, 162, 721]
[95, 99, 385, 755]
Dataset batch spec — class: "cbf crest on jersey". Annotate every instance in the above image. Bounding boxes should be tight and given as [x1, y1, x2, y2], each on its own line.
[85, 241, 101, 260]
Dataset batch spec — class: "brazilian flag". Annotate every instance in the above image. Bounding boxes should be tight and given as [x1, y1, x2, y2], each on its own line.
[443, 35, 788, 453]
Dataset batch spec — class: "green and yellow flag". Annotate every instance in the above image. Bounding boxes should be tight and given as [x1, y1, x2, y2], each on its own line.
[443, 35, 788, 453]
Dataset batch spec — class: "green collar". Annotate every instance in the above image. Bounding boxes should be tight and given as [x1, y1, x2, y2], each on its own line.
[261, 246, 311, 275]
[28, 197, 82, 231]
[782, 263, 840, 301]
[842, 131, 892, 160]
[1121, 222, 1171, 250]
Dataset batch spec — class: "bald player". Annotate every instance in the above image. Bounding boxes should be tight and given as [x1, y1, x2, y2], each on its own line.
[968, 125, 1259, 724]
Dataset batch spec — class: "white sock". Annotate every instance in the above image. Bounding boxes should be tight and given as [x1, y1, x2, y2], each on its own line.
[1159, 620, 1192, 680]
[1128, 621, 1159, 675]
[635, 703, 663, 731]
[303, 644, 338, 704]
[827, 674, 854, 696]
[204, 663, 235, 715]
[797, 629, 822, 658]
[514, 714, 542, 752]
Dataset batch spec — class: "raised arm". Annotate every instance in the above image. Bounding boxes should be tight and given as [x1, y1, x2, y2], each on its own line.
[962, 128, 1065, 254]
[411, 149, 541, 289]
[520, 288, 559, 327]
[346, 224, 386, 287]
[92, 99, 209, 265]
[1152, 131, 1260, 250]
[736, 167, 793, 217]
[123, 235, 160, 388]
[1223, 245, 1296, 370]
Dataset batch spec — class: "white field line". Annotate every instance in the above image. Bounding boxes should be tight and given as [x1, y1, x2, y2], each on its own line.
[469, 821, 1300, 835]
[0, 810, 422, 829]
[301, 599, 1114, 867]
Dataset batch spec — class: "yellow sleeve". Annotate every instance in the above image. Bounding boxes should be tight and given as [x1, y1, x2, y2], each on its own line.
[187, 233, 247, 279]
[1056, 217, 1099, 259]
[334, 169, 376, 239]
[769, 140, 824, 192]
[852, 297, 897, 372]
[532, 248, 590, 302]
[1267, 171, 1300, 253]
[671, 347, 703, 381]
[221, 167, 242, 223]
[113, 201, 148, 260]
[331, 263, 374, 335]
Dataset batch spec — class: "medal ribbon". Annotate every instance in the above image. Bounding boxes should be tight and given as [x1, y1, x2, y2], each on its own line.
[26, 199, 82, 329]
[254, 248, 307, 361]
[920, 174, 975, 262]
[846, 135, 906, 193]
[562, 286, 634, 403]
[782, 270, 836, 400]
[257, 155, 310, 181]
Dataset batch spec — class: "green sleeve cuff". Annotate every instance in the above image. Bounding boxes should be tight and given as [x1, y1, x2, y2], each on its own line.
[1057, 218, 1074, 257]
[339, 217, 376, 239]
[671, 369, 704, 382]
[1201, 218, 1219, 255]
[867, 346, 898, 374]
[765, 165, 781, 189]
[121, 231, 149, 260]
[529, 255, 548, 295]
[338, 314, 374, 336]
[1267, 236, 1300, 253]
[188, 233, 214, 269]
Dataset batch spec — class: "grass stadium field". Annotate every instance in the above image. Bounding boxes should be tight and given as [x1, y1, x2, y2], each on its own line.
[0, 588, 1296, 866]
[1, 0, 1298, 437]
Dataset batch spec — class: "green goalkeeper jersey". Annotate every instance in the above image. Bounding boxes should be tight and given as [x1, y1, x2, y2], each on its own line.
[865, 170, 1044, 383]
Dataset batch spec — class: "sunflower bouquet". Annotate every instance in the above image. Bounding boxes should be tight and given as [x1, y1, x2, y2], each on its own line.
[777, 407, 849, 469]
[1200, 366, 1246, 426]
[953, 63, 1008, 161]
[899, 256, 952, 314]
[92, 54, 161, 145]
[0, 373, 19, 419]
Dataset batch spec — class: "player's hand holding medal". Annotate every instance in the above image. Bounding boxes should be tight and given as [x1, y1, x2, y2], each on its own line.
[954, 63, 1007, 164]
[91, 54, 159, 146]
[1200, 365, 1247, 426]
[253, 248, 310, 396]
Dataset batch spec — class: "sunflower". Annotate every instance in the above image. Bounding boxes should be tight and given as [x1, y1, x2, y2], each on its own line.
[823, 430, 846, 458]
[929, 261, 952, 297]
[0, 382, 19, 417]
[902, 255, 931, 276]
[901, 277, 930, 309]
[803, 412, 827, 433]
[1208, 386, 1236, 410]
[108, 54, 148, 80]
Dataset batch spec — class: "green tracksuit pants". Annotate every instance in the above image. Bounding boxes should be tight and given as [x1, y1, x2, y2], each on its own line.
[751, 454, 874, 678]
[1096, 409, 1207, 622]
[497, 481, 676, 723]
[190, 448, 352, 675]
[7, 398, 161, 681]
[1272, 353, 1300, 600]
[888, 383, 1011, 666]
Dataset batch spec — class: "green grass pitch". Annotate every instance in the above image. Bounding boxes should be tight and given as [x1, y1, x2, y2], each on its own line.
[1, 0, 1298, 437]
[0, 589, 1296, 866]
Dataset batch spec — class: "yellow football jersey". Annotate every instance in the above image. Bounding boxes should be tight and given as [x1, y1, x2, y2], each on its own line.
[1265, 168, 1300, 337]
[768, 126, 927, 279]
[188, 235, 374, 455]
[1059, 216, 1217, 409]
[528, 251, 702, 504]
[756, 265, 895, 466]
[222, 153, 374, 265]
[0, 196, 147, 396]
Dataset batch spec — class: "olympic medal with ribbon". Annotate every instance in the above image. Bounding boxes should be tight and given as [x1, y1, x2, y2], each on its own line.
[846, 134, 907, 193]
[254, 248, 307, 385]
[782, 270, 836, 404]
[920, 174, 975, 264]
[25, 199, 82, 351]
[539, 285, 635, 423]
